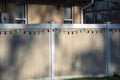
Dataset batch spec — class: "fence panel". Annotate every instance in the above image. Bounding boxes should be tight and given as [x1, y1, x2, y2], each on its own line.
[0, 24, 50, 80]
[54, 24, 107, 79]
[108, 24, 120, 74]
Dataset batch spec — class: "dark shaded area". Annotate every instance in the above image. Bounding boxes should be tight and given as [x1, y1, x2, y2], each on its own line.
[71, 50, 106, 75]
[0, 33, 34, 80]
[9, 34, 33, 65]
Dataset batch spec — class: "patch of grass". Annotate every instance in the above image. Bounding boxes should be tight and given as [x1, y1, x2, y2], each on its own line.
[65, 76, 120, 80]
[65, 73, 120, 80]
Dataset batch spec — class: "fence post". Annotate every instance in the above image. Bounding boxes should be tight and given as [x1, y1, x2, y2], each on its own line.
[106, 23, 111, 76]
[49, 21, 55, 80]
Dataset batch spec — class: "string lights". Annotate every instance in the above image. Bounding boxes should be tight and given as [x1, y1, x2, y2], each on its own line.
[0, 28, 120, 35]
[109, 29, 120, 32]
[55, 29, 106, 35]
[55, 28, 120, 35]
[0, 29, 50, 35]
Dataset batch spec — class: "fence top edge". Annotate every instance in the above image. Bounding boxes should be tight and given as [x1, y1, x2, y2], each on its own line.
[52, 24, 107, 28]
[0, 24, 50, 29]
[0, 24, 120, 29]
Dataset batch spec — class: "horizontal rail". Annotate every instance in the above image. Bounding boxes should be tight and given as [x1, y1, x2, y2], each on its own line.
[107, 24, 120, 28]
[53, 24, 107, 28]
[0, 24, 120, 29]
[0, 24, 50, 29]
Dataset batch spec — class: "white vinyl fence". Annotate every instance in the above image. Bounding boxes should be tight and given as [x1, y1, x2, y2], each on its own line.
[0, 23, 120, 80]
